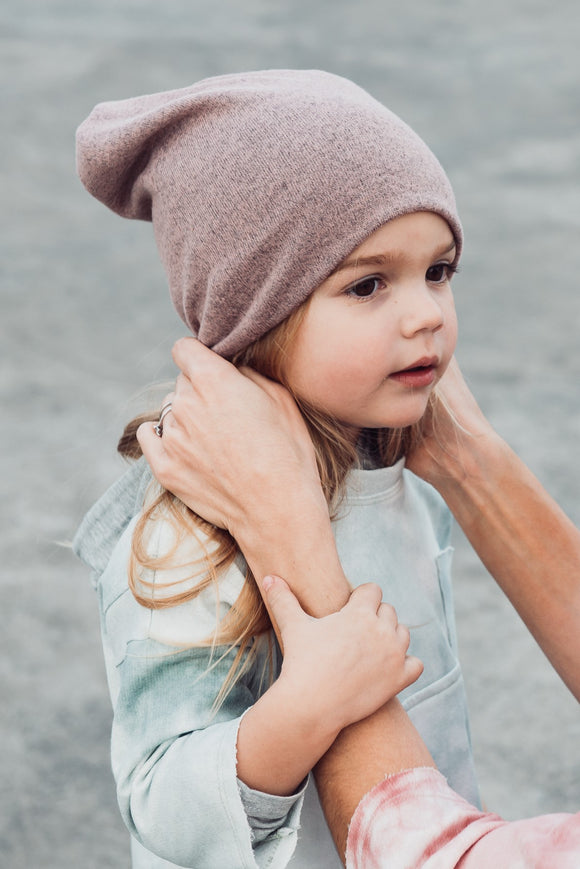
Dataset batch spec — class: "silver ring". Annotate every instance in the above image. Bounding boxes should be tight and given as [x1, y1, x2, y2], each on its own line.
[154, 402, 173, 437]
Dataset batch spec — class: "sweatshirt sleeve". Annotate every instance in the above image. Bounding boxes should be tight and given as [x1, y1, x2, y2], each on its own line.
[96, 512, 306, 868]
[346, 767, 580, 869]
[237, 777, 309, 845]
[111, 638, 304, 868]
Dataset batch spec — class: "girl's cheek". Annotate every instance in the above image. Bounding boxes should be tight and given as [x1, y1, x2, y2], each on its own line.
[445, 300, 459, 352]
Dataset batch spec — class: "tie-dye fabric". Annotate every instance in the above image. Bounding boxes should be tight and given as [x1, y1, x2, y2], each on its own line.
[346, 767, 580, 868]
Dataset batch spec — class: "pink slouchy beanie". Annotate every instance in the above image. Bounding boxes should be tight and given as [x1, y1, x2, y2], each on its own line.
[76, 69, 462, 357]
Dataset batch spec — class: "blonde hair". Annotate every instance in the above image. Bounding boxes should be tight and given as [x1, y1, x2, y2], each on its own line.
[119, 299, 436, 707]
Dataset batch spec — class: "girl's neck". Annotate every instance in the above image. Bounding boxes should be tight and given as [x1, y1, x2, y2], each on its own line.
[356, 429, 384, 470]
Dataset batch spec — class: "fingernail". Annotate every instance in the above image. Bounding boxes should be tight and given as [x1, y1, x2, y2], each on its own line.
[262, 575, 275, 592]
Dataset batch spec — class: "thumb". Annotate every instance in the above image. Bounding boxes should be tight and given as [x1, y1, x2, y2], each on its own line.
[261, 575, 305, 636]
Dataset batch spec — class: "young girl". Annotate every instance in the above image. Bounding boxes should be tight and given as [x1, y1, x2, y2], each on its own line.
[74, 69, 479, 868]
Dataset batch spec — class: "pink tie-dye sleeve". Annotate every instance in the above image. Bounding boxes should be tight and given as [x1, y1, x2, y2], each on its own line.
[345, 767, 580, 869]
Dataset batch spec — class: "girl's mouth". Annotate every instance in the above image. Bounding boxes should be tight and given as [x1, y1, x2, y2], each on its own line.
[389, 357, 438, 388]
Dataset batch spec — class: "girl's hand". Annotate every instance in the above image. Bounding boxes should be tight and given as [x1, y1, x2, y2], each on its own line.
[137, 337, 326, 539]
[235, 576, 423, 795]
[263, 576, 423, 732]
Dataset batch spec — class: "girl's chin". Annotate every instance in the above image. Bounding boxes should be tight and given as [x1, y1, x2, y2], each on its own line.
[362, 406, 430, 431]
[320, 397, 431, 433]
[342, 413, 427, 433]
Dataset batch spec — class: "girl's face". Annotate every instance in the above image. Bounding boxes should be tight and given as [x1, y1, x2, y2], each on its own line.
[284, 211, 458, 435]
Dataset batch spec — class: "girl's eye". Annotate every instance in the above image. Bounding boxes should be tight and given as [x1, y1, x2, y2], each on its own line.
[426, 263, 457, 284]
[346, 276, 383, 299]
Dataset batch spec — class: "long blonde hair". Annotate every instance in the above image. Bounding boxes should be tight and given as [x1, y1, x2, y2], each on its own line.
[119, 299, 435, 705]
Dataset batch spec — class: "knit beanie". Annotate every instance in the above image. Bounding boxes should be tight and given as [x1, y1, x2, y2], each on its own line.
[76, 69, 462, 358]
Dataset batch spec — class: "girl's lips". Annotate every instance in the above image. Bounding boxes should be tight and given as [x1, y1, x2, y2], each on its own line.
[389, 358, 438, 388]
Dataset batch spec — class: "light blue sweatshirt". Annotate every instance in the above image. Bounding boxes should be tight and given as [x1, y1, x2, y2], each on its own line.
[74, 458, 479, 868]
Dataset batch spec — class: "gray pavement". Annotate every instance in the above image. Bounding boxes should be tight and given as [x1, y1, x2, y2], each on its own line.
[3, 1, 580, 866]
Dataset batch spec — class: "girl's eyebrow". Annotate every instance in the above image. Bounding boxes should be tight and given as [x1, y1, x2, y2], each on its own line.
[332, 253, 392, 274]
[332, 240, 457, 275]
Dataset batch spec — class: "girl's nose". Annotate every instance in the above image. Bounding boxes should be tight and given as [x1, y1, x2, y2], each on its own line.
[399, 285, 445, 338]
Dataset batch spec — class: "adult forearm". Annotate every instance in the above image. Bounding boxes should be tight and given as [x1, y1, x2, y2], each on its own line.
[235, 498, 351, 620]
[315, 699, 435, 861]
[433, 429, 580, 700]
[409, 359, 580, 699]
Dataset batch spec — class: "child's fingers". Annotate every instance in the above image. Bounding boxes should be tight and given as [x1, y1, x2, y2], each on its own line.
[395, 622, 411, 653]
[349, 586, 404, 637]
[377, 602, 402, 633]
[261, 575, 306, 635]
[402, 654, 424, 689]
[347, 582, 384, 613]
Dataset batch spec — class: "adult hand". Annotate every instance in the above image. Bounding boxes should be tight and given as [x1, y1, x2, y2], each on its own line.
[137, 337, 326, 539]
[406, 357, 496, 489]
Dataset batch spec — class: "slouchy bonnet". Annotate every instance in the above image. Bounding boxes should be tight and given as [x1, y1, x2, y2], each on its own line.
[76, 69, 461, 357]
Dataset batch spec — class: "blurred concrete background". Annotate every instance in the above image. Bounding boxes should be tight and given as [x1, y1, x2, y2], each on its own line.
[2, 0, 579, 866]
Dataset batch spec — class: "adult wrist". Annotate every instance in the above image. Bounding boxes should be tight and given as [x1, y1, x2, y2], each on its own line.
[235, 492, 351, 618]
[232, 488, 326, 558]
[427, 429, 515, 544]
[424, 424, 505, 496]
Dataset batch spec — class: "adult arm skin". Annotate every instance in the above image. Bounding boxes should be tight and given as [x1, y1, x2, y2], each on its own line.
[406, 358, 580, 701]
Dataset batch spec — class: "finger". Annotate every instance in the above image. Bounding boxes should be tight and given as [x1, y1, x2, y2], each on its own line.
[153, 391, 175, 429]
[160, 390, 175, 407]
[136, 420, 169, 469]
[174, 371, 195, 396]
[401, 655, 424, 688]
[171, 375, 200, 423]
[376, 601, 400, 630]
[261, 575, 306, 635]
[137, 419, 163, 451]
[238, 365, 280, 394]
[171, 337, 205, 376]
[347, 582, 384, 613]
[395, 622, 411, 653]
[172, 336, 233, 381]
[239, 366, 301, 412]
